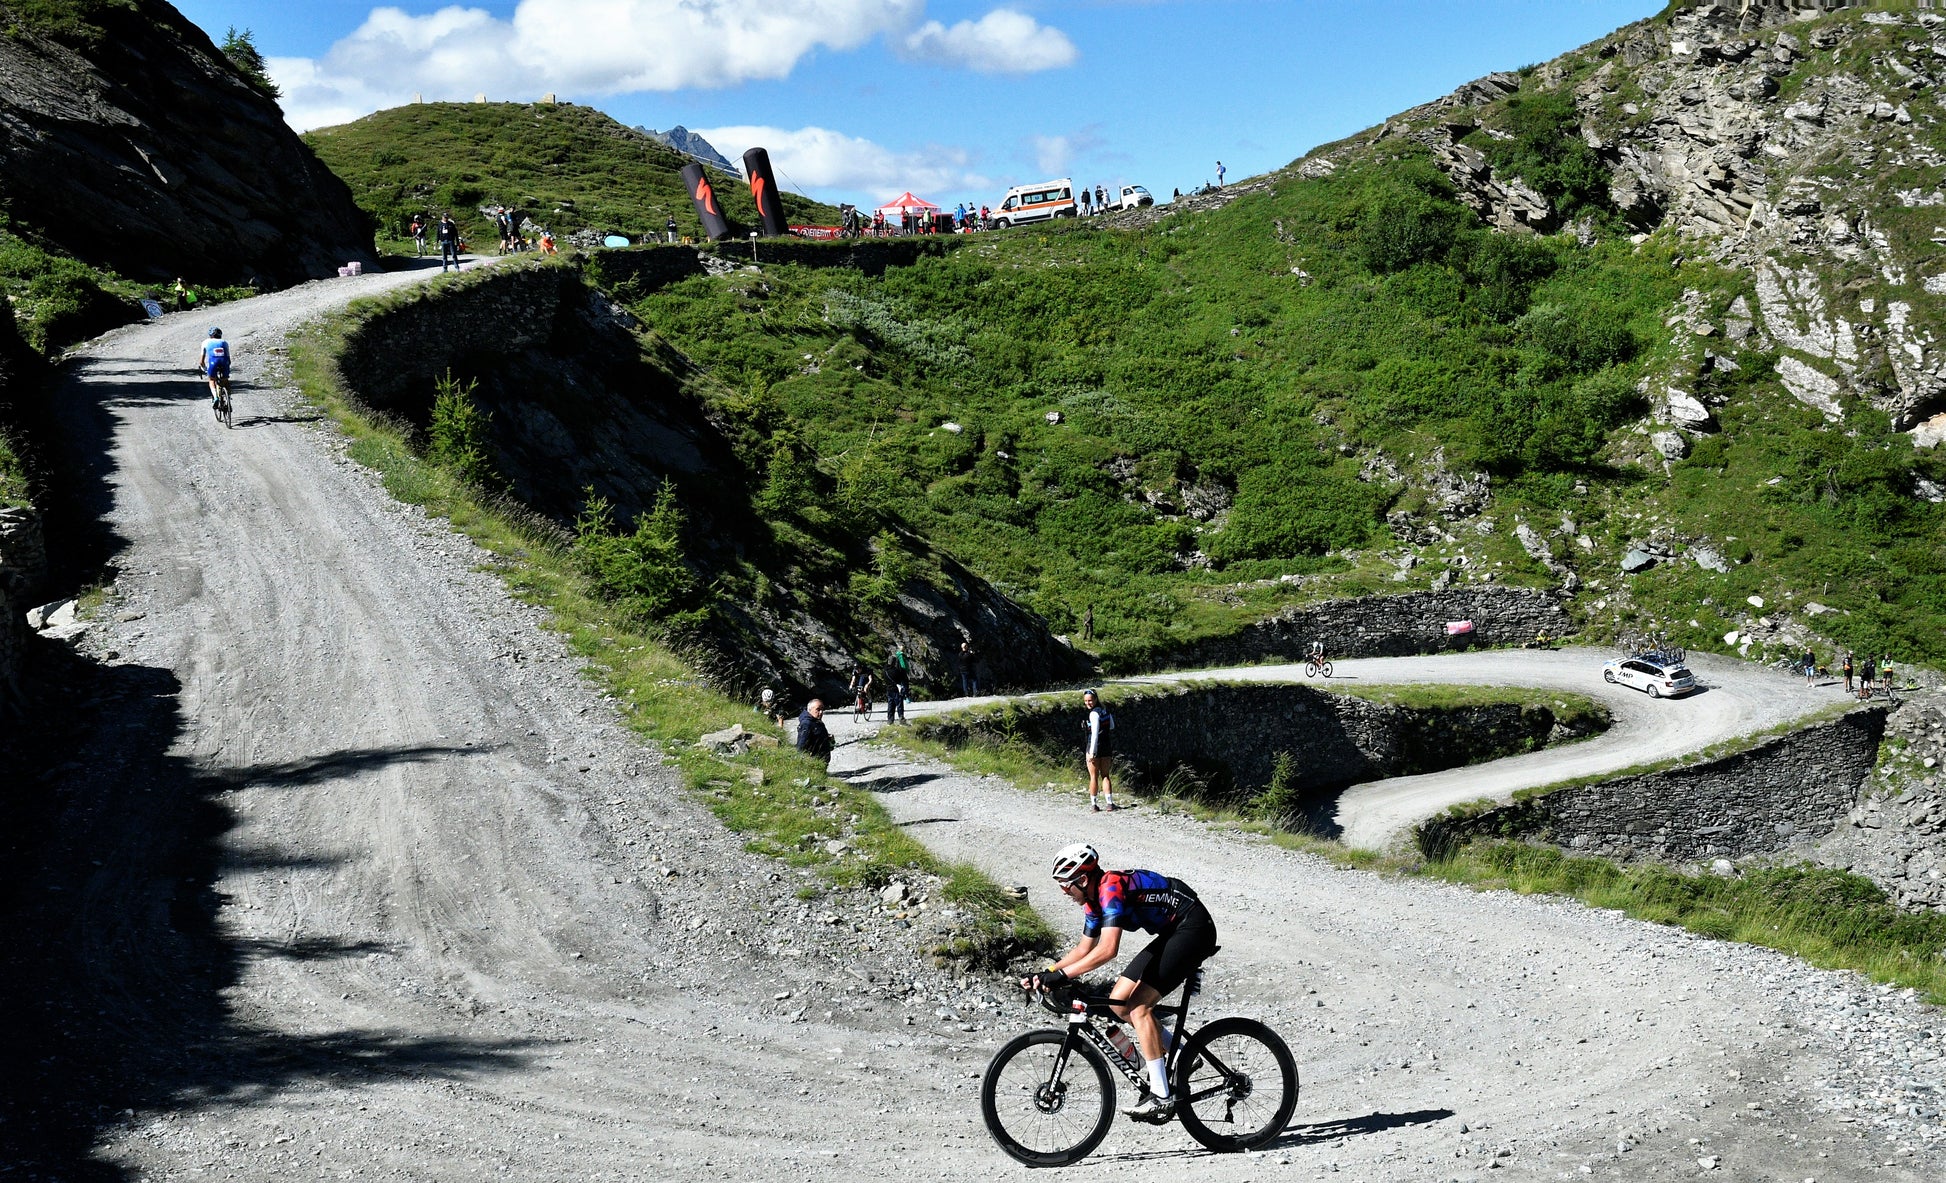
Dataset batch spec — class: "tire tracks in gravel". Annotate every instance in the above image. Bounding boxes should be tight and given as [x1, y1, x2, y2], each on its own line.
[822, 669, 1943, 1180]
[4, 266, 1066, 1182]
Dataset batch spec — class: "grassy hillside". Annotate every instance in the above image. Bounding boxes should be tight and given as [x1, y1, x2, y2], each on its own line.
[610, 4, 1946, 673]
[305, 102, 840, 252]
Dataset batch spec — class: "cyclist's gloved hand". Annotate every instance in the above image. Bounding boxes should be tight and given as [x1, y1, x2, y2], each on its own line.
[1028, 967, 1069, 993]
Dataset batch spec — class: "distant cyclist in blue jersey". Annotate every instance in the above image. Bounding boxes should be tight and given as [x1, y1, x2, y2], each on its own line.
[197, 327, 231, 405]
[1024, 843, 1219, 1120]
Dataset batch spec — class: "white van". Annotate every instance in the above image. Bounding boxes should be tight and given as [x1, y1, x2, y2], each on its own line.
[1114, 185, 1154, 210]
[991, 178, 1077, 229]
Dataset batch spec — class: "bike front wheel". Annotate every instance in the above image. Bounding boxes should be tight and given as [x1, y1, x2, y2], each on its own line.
[1318, 661, 1333, 679]
[981, 1028, 1116, 1167]
[1173, 1016, 1298, 1153]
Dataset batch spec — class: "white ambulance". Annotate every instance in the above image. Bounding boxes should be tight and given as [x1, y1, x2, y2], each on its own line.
[990, 178, 1078, 229]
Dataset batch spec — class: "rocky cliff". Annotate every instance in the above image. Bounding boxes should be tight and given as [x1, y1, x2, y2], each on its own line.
[0, 0, 376, 285]
[327, 261, 1091, 700]
[1310, 0, 1946, 452]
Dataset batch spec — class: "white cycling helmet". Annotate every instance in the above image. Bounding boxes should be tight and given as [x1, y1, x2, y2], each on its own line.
[1050, 842, 1100, 884]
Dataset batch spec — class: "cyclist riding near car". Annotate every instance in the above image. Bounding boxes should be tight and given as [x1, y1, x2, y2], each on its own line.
[198, 327, 231, 405]
[1024, 843, 1219, 1120]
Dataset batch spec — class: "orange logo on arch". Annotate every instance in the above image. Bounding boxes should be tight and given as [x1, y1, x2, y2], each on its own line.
[695, 176, 719, 216]
[752, 174, 769, 213]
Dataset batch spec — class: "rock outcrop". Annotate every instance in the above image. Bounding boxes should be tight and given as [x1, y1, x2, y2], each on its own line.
[0, 0, 376, 285]
[328, 260, 1089, 700]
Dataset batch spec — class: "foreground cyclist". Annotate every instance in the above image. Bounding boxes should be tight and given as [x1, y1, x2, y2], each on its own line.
[1025, 843, 1218, 1120]
[197, 327, 230, 405]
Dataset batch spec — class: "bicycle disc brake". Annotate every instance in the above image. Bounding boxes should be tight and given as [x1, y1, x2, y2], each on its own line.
[1034, 1081, 1068, 1115]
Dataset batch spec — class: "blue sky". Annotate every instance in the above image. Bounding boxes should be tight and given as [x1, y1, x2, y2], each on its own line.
[171, 1, 1660, 209]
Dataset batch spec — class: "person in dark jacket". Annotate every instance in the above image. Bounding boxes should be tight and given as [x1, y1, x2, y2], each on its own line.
[796, 698, 834, 763]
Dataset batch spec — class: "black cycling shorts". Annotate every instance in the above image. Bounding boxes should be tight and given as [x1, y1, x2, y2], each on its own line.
[1120, 903, 1217, 997]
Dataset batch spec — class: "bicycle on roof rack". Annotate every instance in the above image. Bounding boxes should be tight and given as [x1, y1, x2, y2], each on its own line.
[979, 957, 1298, 1166]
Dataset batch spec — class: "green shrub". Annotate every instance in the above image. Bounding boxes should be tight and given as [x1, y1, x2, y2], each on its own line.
[573, 484, 705, 625]
[1252, 751, 1304, 828]
[426, 369, 497, 487]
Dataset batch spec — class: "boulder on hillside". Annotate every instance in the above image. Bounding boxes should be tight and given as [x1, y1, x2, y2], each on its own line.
[0, 1, 377, 286]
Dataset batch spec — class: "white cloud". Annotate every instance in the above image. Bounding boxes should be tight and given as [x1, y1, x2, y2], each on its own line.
[273, 0, 924, 131]
[694, 125, 989, 204]
[1028, 126, 1106, 175]
[900, 8, 1077, 73]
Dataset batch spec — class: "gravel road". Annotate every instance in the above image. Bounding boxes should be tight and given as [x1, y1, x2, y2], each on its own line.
[1118, 649, 1833, 849]
[829, 714, 1946, 1181]
[7, 269, 1940, 1182]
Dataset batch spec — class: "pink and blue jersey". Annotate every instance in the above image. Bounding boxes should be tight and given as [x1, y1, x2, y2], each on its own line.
[1081, 869, 1199, 938]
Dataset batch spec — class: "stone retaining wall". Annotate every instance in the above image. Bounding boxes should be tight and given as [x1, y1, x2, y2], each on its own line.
[1418, 707, 1888, 863]
[917, 682, 1599, 810]
[588, 237, 958, 298]
[1157, 586, 1573, 670]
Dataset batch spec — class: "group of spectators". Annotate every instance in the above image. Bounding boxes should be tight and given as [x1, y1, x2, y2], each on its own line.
[1821, 650, 1902, 699]
[406, 210, 554, 269]
[843, 203, 994, 238]
[780, 639, 994, 763]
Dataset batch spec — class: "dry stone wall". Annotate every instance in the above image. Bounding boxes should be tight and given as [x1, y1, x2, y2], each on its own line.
[1157, 587, 1572, 671]
[1419, 707, 1886, 863]
[918, 682, 1597, 810]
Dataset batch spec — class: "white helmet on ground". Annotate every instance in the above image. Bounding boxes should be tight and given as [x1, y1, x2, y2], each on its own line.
[1050, 842, 1100, 884]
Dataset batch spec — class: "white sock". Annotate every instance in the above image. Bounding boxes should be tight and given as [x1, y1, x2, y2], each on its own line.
[1146, 1057, 1169, 1098]
[1103, 790, 1114, 807]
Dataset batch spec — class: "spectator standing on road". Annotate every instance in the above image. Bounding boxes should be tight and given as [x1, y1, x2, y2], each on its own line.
[1861, 655, 1878, 699]
[1215, 161, 1226, 187]
[1842, 651, 1855, 694]
[959, 639, 979, 696]
[1095, 184, 1106, 211]
[1079, 187, 1091, 216]
[667, 214, 679, 243]
[437, 213, 461, 271]
[1082, 688, 1116, 812]
[795, 699, 833, 764]
[885, 677, 906, 724]
[1802, 648, 1817, 686]
[1883, 656, 1896, 694]
[409, 218, 426, 256]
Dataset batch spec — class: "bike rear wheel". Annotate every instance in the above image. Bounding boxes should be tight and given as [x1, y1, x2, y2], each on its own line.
[981, 1028, 1115, 1167]
[220, 386, 233, 429]
[1173, 1016, 1298, 1152]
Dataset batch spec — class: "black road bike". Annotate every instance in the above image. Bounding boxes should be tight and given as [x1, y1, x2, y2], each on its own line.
[205, 372, 232, 428]
[1303, 657, 1333, 678]
[980, 963, 1298, 1166]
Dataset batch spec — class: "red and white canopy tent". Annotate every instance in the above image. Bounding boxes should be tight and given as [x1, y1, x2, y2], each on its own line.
[874, 192, 941, 218]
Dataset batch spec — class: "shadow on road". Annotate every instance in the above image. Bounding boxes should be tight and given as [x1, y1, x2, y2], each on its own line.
[0, 648, 531, 1181]
[233, 412, 325, 429]
[212, 743, 482, 789]
[1091, 1107, 1454, 1165]
[1268, 1107, 1457, 1148]
[850, 771, 945, 795]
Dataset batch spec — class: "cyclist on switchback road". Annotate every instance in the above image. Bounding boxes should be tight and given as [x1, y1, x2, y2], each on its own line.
[1024, 843, 1219, 1121]
[198, 328, 231, 405]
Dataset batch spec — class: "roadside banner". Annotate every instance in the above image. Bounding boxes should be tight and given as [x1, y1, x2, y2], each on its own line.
[742, 147, 789, 237]
[680, 162, 731, 241]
